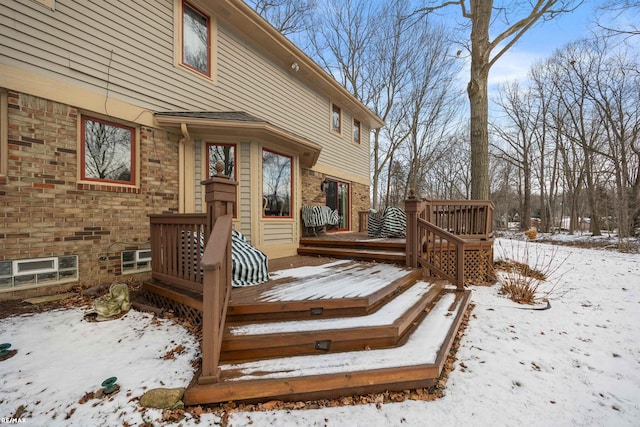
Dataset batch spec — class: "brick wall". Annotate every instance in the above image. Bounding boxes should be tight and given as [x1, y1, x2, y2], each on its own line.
[300, 168, 371, 232]
[351, 181, 371, 232]
[0, 91, 180, 299]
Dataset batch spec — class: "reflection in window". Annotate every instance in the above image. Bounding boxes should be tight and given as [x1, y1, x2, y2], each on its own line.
[183, 1, 209, 76]
[207, 143, 235, 178]
[81, 116, 134, 185]
[262, 149, 291, 217]
[332, 104, 341, 133]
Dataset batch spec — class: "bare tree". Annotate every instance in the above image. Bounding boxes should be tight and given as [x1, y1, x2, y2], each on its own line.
[597, 1, 640, 38]
[246, 0, 315, 36]
[491, 81, 538, 230]
[413, 0, 582, 199]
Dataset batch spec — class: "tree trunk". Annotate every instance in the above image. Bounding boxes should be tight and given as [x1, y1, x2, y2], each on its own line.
[468, 0, 492, 200]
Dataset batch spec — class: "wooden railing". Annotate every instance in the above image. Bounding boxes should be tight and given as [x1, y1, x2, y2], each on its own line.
[415, 218, 466, 289]
[358, 210, 369, 233]
[425, 200, 494, 240]
[406, 198, 493, 290]
[149, 213, 207, 292]
[199, 214, 233, 384]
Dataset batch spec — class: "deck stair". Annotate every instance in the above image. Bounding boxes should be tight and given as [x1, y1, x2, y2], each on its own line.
[221, 265, 442, 362]
[185, 284, 470, 405]
[142, 258, 471, 405]
[297, 235, 406, 263]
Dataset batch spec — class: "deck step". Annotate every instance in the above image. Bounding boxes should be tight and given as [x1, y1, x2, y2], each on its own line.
[299, 237, 406, 251]
[297, 246, 406, 263]
[185, 288, 471, 405]
[298, 235, 406, 264]
[227, 261, 420, 321]
[221, 280, 443, 362]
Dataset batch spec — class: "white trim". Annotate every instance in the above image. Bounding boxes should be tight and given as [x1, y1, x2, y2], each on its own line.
[13, 257, 58, 276]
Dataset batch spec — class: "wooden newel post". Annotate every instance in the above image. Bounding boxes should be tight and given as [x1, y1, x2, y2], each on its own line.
[405, 189, 419, 268]
[202, 162, 238, 240]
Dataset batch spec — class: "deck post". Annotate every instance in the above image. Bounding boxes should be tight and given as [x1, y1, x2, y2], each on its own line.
[202, 162, 238, 241]
[199, 162, 237, 384]
[405, 190, 420, 268]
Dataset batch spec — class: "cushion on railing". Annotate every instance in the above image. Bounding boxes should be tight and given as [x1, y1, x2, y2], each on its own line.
[230, 230, 269, 287]
[181, 230, 269, 287]
[301, 205, 340, 227]
[367, 206, 406, 238]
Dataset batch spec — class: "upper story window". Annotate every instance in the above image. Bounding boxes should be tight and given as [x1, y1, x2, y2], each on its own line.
[353, 119, 361, 144]
[331, 104, 342, 134]
[81, 116, 136, 186]
[262, 149, 292, 218]
[182, 1, 210, 76]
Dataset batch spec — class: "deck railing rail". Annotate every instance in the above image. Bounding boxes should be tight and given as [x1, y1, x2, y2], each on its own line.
[149, 213, 207, 292]
[198, 214, 233, 384]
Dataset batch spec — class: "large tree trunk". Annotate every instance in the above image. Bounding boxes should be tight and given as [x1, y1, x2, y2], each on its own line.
[468, 0, 492, 200]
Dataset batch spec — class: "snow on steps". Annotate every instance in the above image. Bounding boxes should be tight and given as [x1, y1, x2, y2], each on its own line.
[185, 288, 471, 405]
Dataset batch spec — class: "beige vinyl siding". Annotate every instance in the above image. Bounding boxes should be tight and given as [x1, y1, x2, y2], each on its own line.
[238, 142, 252, 240]
[194, 139, 203, 212]
[1, 0, 370, 180]
[215, 25, 370, 180]
[262, 222, 295, 245]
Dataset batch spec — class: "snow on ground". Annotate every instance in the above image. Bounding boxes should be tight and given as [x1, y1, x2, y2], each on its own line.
[1, 237, 639, 426]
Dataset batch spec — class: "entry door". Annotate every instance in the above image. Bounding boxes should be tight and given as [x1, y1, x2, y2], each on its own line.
[325, 179, 350, 231]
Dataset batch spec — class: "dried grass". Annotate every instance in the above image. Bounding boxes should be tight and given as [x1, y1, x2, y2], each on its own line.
[495, 240, 567, 304]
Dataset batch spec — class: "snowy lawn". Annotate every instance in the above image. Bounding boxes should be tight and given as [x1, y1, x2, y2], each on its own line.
[0, 237, 639, 426]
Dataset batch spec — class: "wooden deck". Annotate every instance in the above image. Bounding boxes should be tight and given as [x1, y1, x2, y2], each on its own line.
[145, 190, 492, 405]
[143, 257, 470, 404]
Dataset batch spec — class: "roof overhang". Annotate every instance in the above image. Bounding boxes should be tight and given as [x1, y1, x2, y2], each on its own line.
[155, 112, 322, 168]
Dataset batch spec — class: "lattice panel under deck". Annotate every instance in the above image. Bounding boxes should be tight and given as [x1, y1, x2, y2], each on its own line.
[143, 291, 203, 329]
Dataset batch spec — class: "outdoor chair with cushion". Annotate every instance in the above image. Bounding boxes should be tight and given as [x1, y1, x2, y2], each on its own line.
[301, 205, 340, 236]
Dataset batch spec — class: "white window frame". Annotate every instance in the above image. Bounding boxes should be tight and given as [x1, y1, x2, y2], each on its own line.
[121, 249, 152, 274]
[0, 255, 78, 292]
[13, 257, 57, 276]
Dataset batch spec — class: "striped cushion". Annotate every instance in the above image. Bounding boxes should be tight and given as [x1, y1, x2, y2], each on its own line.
[181, 230, 269, 287]
[380, 207, 406, 238]
[301, 205, 340, 227]
[231, 230, 269, 287]
[367, 209, 384, 237]
[368, 207, 406, 238]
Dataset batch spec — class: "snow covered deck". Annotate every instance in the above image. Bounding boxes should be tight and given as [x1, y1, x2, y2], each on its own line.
[176, 258, 471, 404]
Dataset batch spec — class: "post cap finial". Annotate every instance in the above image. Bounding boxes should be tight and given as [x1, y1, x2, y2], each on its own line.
[408, 189, 417, 199]
[215, 161, 226, 177]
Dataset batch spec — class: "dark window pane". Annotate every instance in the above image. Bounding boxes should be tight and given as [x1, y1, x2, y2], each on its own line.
[208, 144, 235, 178]
[183, 3, 209, 75]
[83, 117, 133, 184]
[262, 150, 291, 217]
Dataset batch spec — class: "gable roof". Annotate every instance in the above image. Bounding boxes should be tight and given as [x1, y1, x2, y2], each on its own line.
[209, 0, 384, 130]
